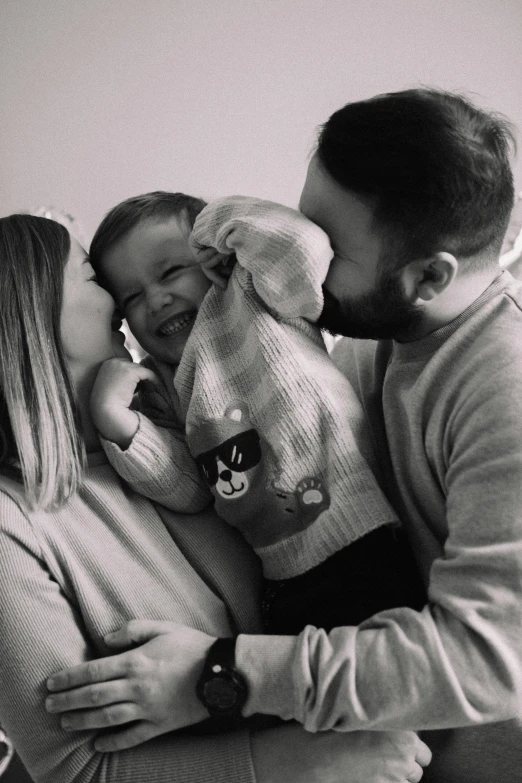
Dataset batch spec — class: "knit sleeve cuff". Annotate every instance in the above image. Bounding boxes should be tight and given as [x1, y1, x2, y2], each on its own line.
[100, 413, 210, 512]
[236, 633, 298, 721]
[192, 197, 332, 321]
[100, 412, 176, 483]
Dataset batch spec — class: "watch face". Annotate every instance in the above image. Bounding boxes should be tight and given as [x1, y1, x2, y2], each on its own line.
[204, 677, 238, 710]
[196, 638, 248, 717]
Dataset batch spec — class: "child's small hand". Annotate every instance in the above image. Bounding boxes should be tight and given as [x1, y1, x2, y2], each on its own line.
[90, 358, 160, 449]
[188, 236, 236, 289]
[45, 620, 215, 751]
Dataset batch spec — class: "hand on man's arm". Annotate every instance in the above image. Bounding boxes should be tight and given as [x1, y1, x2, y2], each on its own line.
[46, 619, 430, 782]
[46, 620, 214, 750]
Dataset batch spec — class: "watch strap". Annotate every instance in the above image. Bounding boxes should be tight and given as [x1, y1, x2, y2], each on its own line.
[205, 636, 237, 669]
[196, 636, 248, 717]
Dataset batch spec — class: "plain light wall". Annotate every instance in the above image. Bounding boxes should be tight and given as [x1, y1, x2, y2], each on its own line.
[1, 0, 521, 242]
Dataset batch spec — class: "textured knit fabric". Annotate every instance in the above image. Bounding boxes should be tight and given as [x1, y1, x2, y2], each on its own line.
[0, 453, 263, 783]
[236, 271, 522, 782]
[104, 197, 399, 579]
[103, 406, 212, 514]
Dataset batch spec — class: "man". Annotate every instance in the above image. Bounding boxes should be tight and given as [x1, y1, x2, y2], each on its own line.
[44, 89, 522, 783]
[289, 87, 522, 781]
[231, 89, 522, 781]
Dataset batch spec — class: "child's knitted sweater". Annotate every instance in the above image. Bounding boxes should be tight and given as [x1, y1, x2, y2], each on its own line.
[104, 198, 398, 579]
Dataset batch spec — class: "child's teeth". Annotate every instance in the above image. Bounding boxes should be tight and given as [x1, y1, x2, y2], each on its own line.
[158, 314, 193, 336]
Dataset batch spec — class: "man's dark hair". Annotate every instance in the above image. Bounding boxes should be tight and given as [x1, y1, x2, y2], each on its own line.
[89, 191, 207, 271]
[316, 88, 516, 265]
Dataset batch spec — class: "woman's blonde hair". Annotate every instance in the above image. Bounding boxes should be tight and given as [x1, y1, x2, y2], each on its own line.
[0, 215, 85, 509]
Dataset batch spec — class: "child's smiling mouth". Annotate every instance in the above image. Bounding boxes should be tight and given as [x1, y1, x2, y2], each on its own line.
[155, 311, 196, 338]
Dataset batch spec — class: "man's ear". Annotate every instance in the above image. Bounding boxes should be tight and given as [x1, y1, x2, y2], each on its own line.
[401, 252, 458, 303]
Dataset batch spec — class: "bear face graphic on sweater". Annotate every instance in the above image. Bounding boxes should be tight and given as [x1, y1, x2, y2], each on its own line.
[188, 401, 330, 549]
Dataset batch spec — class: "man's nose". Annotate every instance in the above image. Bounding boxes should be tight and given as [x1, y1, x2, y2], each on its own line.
[147, 287, 173, 316]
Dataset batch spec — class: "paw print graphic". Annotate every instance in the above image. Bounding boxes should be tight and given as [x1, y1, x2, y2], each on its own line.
[296, 477, 330, 517]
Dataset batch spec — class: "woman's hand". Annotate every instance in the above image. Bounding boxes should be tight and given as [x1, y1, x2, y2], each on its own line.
[90, 358, 159, 449]
[251, 723, 431, 783]
[46, 620, 215, 750]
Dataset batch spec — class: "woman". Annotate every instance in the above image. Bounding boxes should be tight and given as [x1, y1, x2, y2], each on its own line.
[0, 214, 429, 783]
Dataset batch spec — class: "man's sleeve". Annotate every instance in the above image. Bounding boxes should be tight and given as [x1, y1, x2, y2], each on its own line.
[0, 492, 255, 783]
[191, 196, 333, 321]
[235, 343, 522, 732]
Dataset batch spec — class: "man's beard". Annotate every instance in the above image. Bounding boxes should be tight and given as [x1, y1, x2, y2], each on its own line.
[317, 266, 423, 340]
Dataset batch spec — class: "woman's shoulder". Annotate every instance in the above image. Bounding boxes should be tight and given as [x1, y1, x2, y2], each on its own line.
[0, 472, 29, 515]
[0, 473, 45, 563]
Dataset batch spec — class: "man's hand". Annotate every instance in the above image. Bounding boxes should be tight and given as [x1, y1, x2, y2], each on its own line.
[90, 358, 159, 449]
[188, 235, 236, 289]
[46, 620, 215, 750]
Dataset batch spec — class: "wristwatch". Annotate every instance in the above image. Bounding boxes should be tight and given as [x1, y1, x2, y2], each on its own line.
[196, 637, 248, 717]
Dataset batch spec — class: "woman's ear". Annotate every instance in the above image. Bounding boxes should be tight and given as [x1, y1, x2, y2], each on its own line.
[401, 252, 458, 303]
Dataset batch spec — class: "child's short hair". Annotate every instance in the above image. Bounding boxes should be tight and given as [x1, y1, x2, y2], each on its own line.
[89, 191, 207, 271]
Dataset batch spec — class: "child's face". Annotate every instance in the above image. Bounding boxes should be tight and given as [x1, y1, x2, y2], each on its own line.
[99, 216, 211, 365]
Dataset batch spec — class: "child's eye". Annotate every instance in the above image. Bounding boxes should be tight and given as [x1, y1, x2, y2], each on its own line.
[162, 265, 183, 280]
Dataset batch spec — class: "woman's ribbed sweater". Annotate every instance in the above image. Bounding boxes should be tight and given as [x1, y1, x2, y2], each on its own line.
[0, 453, 263, 783]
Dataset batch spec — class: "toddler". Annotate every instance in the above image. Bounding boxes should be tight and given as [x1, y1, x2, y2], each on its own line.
[89, 191, 425, 633]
